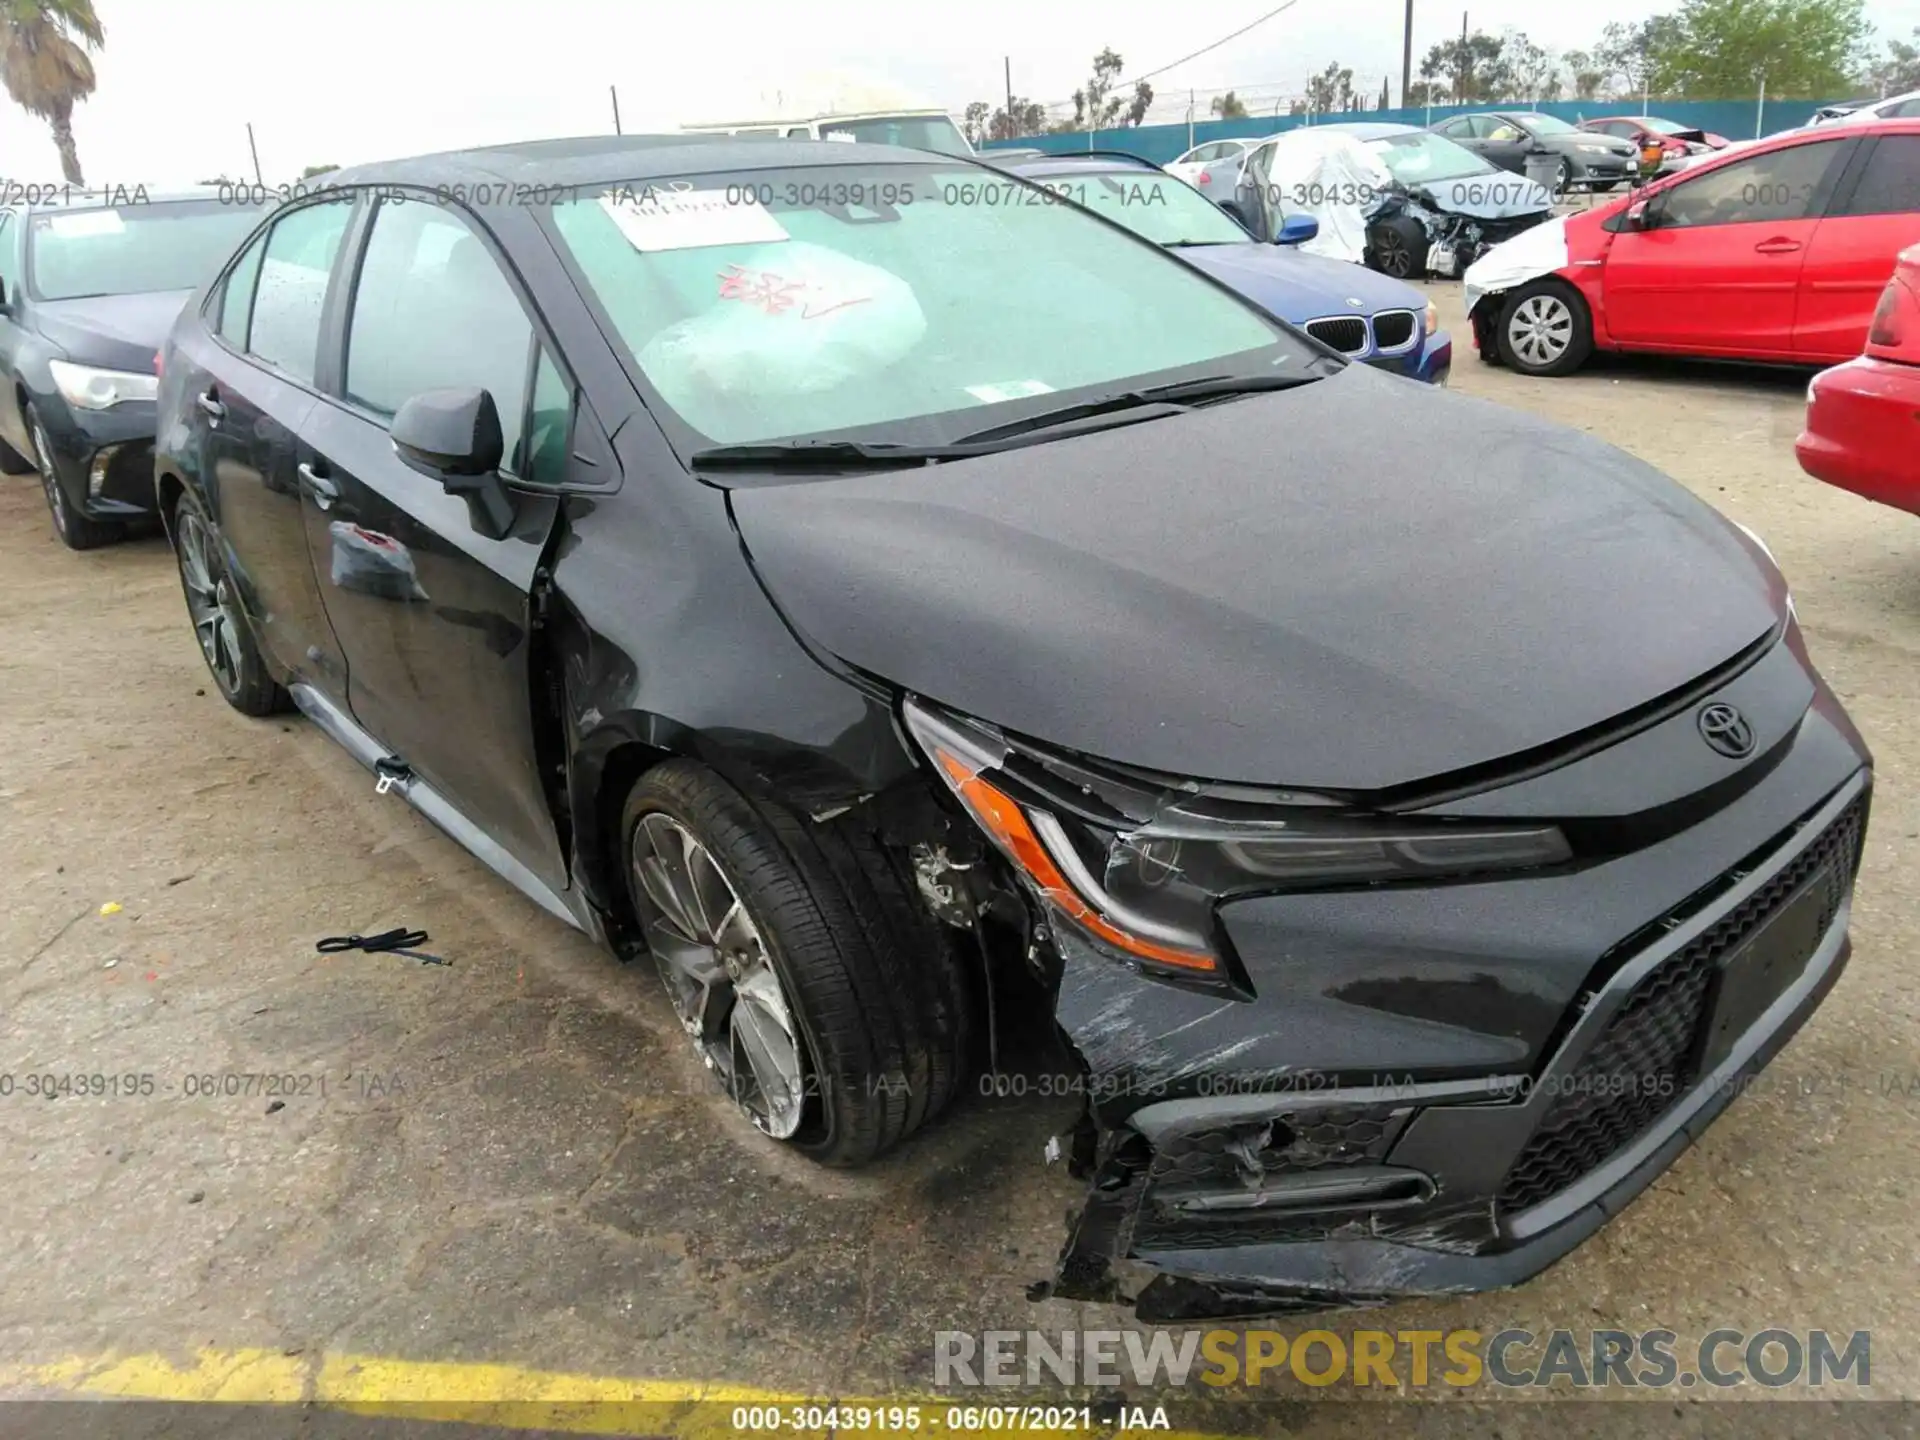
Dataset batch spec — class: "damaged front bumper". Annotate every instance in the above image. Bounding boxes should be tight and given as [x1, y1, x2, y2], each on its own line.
[1037, 681, 1869, 1320]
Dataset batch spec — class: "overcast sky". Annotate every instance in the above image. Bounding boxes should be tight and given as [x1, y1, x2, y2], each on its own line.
[5, 0, 1918, 186]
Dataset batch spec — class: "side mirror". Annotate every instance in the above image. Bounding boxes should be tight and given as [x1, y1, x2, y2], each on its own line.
[1274, 213, 1320, 246]
[1626, 199, 1652, 230]
[391, 386, 516, 539]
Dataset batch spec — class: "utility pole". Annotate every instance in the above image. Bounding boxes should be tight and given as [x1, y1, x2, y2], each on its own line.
[246, 123, 263, 185]
[1460, 10, 1469, 106]
[1401, 0, 1414, 109]
[1005, 56, 1014, 140]
[610, 85, 622, 135]
[1188, 89, 1195, 150]
[1755, 70, 1767, 137]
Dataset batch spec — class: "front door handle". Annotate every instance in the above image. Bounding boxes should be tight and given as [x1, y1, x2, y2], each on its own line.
[196, 391, 226, 420]
[1754, 238, 1803, 254]
[297, 462, 339, 509]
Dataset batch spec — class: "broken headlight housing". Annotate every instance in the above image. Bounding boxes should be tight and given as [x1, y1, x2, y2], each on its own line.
[902, 698, 1571, 982]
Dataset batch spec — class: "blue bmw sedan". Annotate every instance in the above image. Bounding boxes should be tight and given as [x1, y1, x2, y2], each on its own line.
[984, 150, 1452, 385]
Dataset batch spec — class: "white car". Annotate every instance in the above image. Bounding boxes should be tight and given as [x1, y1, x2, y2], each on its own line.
[1166, 138, 1256, 206]
[1808, 89, 1920, 127]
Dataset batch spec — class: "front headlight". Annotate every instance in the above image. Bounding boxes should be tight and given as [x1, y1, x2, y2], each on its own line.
[1424, 300, 1439, 336]
[48, 358, 159, 411]
[903, 698, 1571, 981]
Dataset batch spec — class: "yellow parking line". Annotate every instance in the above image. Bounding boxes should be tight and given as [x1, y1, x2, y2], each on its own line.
[0, 1349, 1232, 1438]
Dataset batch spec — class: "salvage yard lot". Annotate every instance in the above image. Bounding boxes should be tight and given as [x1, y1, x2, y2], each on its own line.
[3, 283, 1919, 1423]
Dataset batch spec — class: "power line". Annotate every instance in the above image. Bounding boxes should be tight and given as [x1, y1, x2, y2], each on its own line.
[1039, 0, 1307, 106]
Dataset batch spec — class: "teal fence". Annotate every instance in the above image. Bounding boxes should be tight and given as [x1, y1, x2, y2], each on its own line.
[981, 98, 1842, 167]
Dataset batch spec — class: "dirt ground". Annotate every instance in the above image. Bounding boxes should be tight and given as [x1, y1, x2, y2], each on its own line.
[3, 281, 1918, 1435]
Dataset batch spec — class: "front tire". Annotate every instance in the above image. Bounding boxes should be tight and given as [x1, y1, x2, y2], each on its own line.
[1495, 278, 1594, 377]
[171, 492, 289, 715]
[621, 760, 970, 1167]
[30, 406, 121, 550]
[1368, 216, 1426, 279]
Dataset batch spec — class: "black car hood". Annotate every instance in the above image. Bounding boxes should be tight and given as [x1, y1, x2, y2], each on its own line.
[729, 364, 1784, 790]
[31, 289, 193, 372]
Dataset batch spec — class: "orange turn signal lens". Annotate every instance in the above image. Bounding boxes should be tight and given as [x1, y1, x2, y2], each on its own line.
[933, 751, 1219, 974]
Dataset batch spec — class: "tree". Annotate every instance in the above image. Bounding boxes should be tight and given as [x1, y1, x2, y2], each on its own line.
[1864, 27, 1920, 94]
[1419, 31, 1514, 104]
[1406, 79, 1445, 106]
[1, 0, 104, 185]
[1378, 75, 1391, 110]
[300, 164, 337, 179]
[962, 100, 990, 146]
[1069, 47, 1129, 130]
[1209, 89, 1248, 119]
[1596, 16, 1682, 97]
[1661, 0, 1868, 98]
[989, 96, 1048, 139]
[1502, 30, 1561, 101]
[1122, 79, 1153, 126]
[1561, 48, 1608, 100]
[1305, 60, 1355, 115]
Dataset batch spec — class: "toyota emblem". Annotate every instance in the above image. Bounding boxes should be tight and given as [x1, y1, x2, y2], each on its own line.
[1697, 703, 1755, 758]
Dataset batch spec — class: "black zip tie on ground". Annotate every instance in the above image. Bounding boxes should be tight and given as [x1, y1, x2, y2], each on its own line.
[315, 928, 449, 966]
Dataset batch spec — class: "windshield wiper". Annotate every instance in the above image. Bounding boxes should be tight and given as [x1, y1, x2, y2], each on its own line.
[689, 439, 982, 470]
[950, 371, 1321, 446]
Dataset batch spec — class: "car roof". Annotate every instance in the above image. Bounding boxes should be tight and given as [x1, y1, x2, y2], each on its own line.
[324, 134, 940, 189]
[1313, 122, 1422, 139]
[980, 151, 1161, 176]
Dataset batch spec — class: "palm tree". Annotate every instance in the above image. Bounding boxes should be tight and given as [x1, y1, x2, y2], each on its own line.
[1, 1, 106, 187]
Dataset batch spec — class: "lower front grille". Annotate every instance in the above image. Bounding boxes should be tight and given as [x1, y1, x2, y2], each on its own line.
[1497, 793, 1865, 1215]
[1371, 309, 1417, 350]
[1304, 316, 1368, 356]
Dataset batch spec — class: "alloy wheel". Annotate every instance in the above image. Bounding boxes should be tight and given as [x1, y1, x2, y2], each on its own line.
[1375, 231, 1414, 278]
[630, 812, 810, 1139]
[1554, 158, 1574, 200]
[1507, 294, 1575, 369]
[31, 418, 68, 535]
[176, 509, 245, 697]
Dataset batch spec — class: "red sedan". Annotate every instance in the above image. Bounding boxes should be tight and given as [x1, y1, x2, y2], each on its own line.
[1580, 115, 1730, 162]
[1796, 244, 1920, 511]
[1464, 118, 1920, 377]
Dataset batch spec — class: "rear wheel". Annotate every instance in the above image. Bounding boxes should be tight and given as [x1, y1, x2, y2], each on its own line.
[621, 759, 970, 1167]
[172, 493, 289, 715]
[1495, 279, 1594, 377]
[31, 406, 121, 550]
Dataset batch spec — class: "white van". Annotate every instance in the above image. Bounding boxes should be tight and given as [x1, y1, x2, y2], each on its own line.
[681, 108, 974, 157]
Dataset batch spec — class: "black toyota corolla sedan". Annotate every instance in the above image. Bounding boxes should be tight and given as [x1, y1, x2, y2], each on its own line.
[155, 136, 1870, 1321]
[0, 190, 266, 547]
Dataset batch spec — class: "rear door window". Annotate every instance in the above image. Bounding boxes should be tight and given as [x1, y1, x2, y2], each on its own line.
[1833, 135, 1920, 217]
[249, 200, 353, 383]
[218, 231, 267, 348]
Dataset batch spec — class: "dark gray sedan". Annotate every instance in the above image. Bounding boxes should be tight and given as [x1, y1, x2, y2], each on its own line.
[1430, 110, 1638, 194]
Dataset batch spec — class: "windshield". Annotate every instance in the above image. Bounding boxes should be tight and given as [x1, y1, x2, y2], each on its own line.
[26, 199, 266, 301]
[1644, 118, 1689, 135]
[1365, 131, 1496, 184]
[1513, 113, 1578, 135]
[1048, 170, 1250, 246]
[549, 162, 1309, 451]
[816, 115, 973, 158]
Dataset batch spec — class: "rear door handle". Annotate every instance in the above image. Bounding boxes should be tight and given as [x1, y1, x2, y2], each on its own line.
[1754, 239, 1803, 254]
[297, 462, 339, 508]
[196, 391, 226, 420]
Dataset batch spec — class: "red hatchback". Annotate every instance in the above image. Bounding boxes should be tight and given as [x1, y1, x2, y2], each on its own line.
[1796, 244, 1920, 511]
[1465, 118, 1920, 376]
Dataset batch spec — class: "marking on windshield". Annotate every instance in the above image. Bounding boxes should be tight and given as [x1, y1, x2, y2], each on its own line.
[598, 188, 789, 252]
[715, 264, 873, 319]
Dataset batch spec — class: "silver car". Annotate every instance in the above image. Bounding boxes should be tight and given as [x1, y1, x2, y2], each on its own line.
[1166, 137, 1257, 208]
